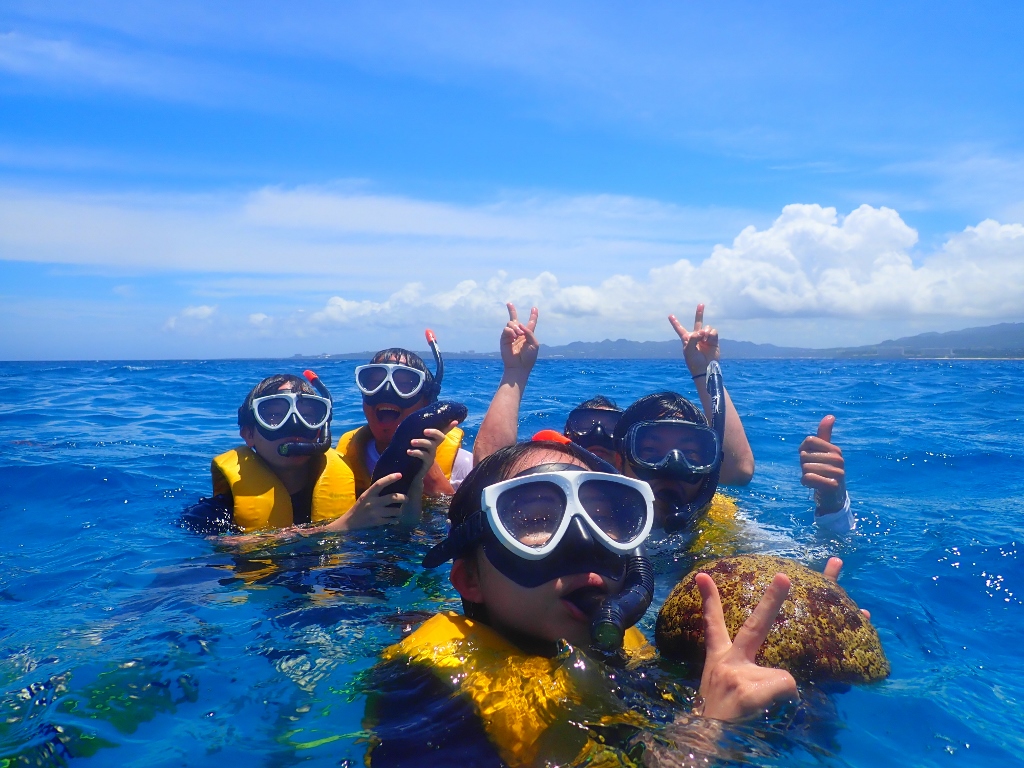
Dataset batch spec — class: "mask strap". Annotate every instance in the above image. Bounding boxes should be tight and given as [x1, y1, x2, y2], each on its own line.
[422, 510, 486, 568]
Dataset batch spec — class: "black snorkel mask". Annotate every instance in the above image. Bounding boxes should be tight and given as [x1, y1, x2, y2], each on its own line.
[564, 407, 622, 454]
[423, 462, 656, 652]
[622, 361, 726, 533]
[273, 371, 334, 457]
[356, 330, 445, 409]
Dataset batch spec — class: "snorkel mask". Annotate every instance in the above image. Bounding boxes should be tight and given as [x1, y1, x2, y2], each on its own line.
[423, 459, 656, 652]
[564, 407, 622, 454]
[621, 361, 726, 532]
[355, 330, 445, 408]
[244, 371, 334, 457]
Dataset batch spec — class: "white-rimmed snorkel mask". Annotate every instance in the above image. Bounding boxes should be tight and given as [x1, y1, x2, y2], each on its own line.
[424, 447, 657, 651]
[355, 330, 445, 408]
[238, 371, 334, 457]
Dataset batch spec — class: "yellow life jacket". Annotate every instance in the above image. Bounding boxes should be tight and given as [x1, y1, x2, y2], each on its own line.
[686, 492, 742, 560]
[211, 447, 357, 533]
[380, 612, 652, 767]
[336, 424, 465, 496]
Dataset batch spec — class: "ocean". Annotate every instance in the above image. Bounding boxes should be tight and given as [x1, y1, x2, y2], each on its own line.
[1, 358, 1022, 766]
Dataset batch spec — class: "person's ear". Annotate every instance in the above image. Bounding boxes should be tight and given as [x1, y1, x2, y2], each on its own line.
[450, 557, 484, 603]
[240, 425, 256, 447]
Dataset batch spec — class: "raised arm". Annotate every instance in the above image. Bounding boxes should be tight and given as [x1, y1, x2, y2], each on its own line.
[472, 304, 540, 462]
[669, 304, 754, 485]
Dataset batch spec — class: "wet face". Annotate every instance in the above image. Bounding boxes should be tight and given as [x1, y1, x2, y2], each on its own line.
[241, 382, 314, 470]
[363, 395, 431, 447]
[361, 352, 431, 448]
[584, 444, 622, 470]
[450, 449, 624, 647]
[622, 463, 702, 529]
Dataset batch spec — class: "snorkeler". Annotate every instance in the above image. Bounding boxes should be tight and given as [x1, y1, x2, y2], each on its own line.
[182, 371, 448, 536]
[617, 369, 855, 534]
[338, 331, 473, 496]
[562, 395, 623, 469]
[361, 439, 801, 766]
[474, 304, 752, 476]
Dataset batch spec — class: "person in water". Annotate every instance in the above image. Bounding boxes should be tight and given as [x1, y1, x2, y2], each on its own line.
[361, 439, 801, 766]
[182, 372, 448, 536]
[337, 331, 473, 497]
[615, 375, 855, 534]
[562, 395, 623, 469]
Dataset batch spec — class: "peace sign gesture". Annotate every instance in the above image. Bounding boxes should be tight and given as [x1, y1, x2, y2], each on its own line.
[696, 571, 799, 721]
[500, 303, 540, 373]
[669, 304, 721, 377]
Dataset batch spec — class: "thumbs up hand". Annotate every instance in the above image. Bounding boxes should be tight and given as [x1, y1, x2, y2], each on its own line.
[799, 415, 847, 515]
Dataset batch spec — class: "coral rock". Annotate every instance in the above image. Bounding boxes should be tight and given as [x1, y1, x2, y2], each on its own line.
[655, 555, 889, 683]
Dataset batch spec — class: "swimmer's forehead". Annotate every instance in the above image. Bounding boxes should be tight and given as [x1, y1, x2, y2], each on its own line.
[373, 351, 419, 366]
[506, 448, 588, 478]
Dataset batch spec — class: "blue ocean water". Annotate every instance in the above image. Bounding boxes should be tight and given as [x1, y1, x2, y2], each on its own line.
[1, 358, 1022, 766]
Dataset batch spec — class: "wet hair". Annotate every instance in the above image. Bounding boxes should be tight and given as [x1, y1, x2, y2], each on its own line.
[576, 395, 620, 411]
[370, 347, 436, 399]
[237, 374, 315, 428]
[446, 440, 612, 619]
[613, 391, 707, 446]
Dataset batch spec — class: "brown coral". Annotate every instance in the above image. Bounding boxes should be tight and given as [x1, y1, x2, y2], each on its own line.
[655, 555, 889, 683]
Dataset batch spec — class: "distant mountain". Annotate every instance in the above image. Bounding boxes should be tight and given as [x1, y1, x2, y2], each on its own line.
[297, 322, 1024, 360]
[537, 322, 1024, 359]
[876, 322, 1024, 351]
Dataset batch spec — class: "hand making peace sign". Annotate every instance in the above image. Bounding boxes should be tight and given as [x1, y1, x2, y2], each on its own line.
[669, 304, 721, 378]
[697, 570, 799, 721]
[500, 303, 540, 374]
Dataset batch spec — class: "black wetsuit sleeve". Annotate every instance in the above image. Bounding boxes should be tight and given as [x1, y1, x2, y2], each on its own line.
[363, 659, 505, 768]
[180, 494, 237, 535]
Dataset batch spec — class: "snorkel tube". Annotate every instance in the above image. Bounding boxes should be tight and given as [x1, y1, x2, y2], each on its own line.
[425, 329, 444, 402]
[277, 370, 334, 457]
[589, 549, 655, 652]
[662, 360, 726, 533]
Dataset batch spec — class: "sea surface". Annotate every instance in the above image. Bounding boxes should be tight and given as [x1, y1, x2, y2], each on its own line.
[1, 358, 1022, 766]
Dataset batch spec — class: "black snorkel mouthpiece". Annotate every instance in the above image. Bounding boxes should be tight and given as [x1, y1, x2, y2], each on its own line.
[589, 549, 655, 653]
[277, 370, 333, 457]
[425, 329, 444, 402]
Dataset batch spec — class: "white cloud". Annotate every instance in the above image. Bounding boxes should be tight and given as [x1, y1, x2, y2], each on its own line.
[164, 304, 216, 330]
[181, 304, 216, 319]
[0, 184, 754, 286]
[307, 204, 1024, 338]
[0, 30, 286, 107]
[3, 182, 1023, 344]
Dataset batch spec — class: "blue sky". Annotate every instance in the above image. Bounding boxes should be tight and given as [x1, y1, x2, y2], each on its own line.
[2, 1, 1023, 359]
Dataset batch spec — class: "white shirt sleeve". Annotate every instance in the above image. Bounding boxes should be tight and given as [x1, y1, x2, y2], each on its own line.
[814, 491, 855, 532]
[449, 448, 474, 490]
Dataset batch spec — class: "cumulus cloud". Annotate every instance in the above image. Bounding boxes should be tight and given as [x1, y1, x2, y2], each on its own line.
[3, 181, 1023, 343]
[308, 204, 1024, 336]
